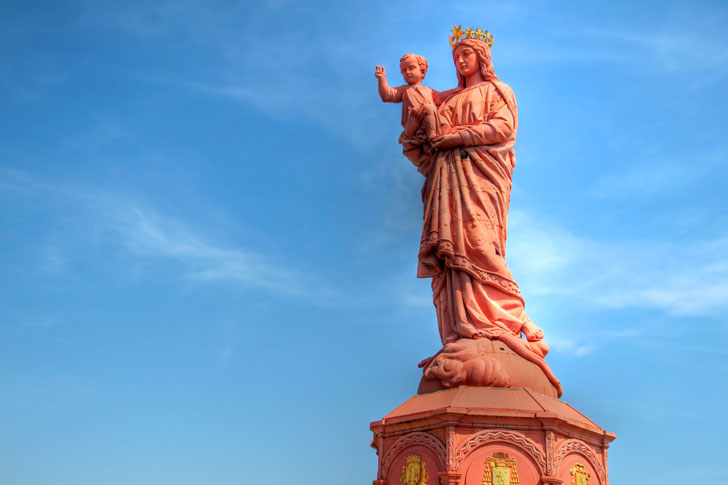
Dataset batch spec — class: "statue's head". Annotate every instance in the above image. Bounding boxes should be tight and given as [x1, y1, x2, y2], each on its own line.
[452, 38, 497, 86]
[399, 53, 428, 85]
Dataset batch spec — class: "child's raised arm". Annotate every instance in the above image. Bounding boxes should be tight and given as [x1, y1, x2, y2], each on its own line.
[375, 66, 403, 103]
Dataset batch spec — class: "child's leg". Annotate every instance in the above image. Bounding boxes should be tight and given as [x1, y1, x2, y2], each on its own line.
[420, 104, 450, 139]
[403, 107, 424, 137]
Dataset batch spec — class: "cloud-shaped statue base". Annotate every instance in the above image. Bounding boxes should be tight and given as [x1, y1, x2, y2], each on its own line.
[417, 338, 561, 398]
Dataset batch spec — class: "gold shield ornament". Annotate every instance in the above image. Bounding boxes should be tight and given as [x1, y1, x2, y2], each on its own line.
[483, 454, 520, 485]
[400, 454, 428, 485]
[570, 463, 590, 485]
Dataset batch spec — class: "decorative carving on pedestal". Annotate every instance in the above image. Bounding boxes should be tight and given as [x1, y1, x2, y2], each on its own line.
[371, 388, 614, 485]
[569, 463, 590, 485]
[447, 429, 456, 471]
[483, 455, 520, 485]
[555, 440, 605, 484]
[545, 431, 556, 476]
[454, 430, 546, 474]
[381, 432, 447, 479]
[401, 455, 428, 485]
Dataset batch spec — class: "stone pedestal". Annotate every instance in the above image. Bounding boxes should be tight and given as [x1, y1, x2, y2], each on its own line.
[370, 387, 615, 485]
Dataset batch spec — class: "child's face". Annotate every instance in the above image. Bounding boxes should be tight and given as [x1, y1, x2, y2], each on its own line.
[400, 58, 423, 85]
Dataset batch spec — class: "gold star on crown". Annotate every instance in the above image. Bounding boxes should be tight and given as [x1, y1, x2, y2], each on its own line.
[448, 24, 494, 48]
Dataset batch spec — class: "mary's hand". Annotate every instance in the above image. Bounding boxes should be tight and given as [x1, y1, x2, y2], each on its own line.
[431, 133, 463, 149]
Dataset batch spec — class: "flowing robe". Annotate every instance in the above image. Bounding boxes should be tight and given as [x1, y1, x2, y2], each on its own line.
[401, 80, 547, 363]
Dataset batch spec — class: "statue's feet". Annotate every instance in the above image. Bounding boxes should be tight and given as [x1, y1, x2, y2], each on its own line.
[522, 320, 544, 342]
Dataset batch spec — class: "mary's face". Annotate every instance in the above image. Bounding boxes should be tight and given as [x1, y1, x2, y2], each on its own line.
[454, 45, 479, 78]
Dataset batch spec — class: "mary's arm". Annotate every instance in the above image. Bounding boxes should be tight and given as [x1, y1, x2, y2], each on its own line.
[431, 87, 462, 106]
[455, 93, 515, 146]
[432, 85, 516, 149]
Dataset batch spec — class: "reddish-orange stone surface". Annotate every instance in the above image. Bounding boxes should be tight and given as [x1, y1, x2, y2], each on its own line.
[371, 387, 615, 485]
[377, 32, 561, 397]
[372, 27, 615, 484]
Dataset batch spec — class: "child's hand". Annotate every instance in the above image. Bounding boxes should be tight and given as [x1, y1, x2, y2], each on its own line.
[432, 133, 464, 149]
[375, 66, 386, 79]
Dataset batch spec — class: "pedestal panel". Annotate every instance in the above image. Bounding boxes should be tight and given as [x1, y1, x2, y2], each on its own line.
[371, 387, 615, 485]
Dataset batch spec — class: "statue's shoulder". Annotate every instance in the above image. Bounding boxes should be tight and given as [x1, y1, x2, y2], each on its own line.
[491, 80, 514, 95]
[490, 80, 517, 105]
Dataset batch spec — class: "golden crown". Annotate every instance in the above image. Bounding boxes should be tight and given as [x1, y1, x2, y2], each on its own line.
[448, 24, 494, 48]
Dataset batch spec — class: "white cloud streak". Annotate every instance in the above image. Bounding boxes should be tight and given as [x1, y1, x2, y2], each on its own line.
[0, 169, 319, 300]
[508, 210, 728, 318]
[583, 19, 728, 75]
[548, 329, 640, 358]
[0, 169, 432, 312]
[102, 199, 308, 296]
[590, 145, 728, 198]
[487, 2, 728, 80]
[584, 4, 728, 76]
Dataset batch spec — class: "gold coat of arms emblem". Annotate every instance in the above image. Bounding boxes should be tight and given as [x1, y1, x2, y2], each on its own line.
[483, 454, 520, 485]
[400, 454, 428, 485]
[570, 463, 590, 485]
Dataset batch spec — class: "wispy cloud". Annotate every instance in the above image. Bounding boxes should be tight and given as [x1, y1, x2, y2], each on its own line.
[134, 44, 382, 147]
[0, 168, 45, 196]
[590, 145, 728, 198]
[582, 4, 728, 76]
[492, 2, 728, 79]
[0, 169, 437, 313]
[77, 0, 244, 39]
[0, 169, 324, 300]
[508, 210, 728, 318]
[100, 198, 308, 296]
[19, 318, 59, 329]
[41, 242, 66, 273]
[76, 1, 396, 146]
[584, 18, 728, 75]
[549, 329, 640, 357]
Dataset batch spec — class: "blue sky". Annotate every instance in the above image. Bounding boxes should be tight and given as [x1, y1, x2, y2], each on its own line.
[1, 0, 727, 483]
